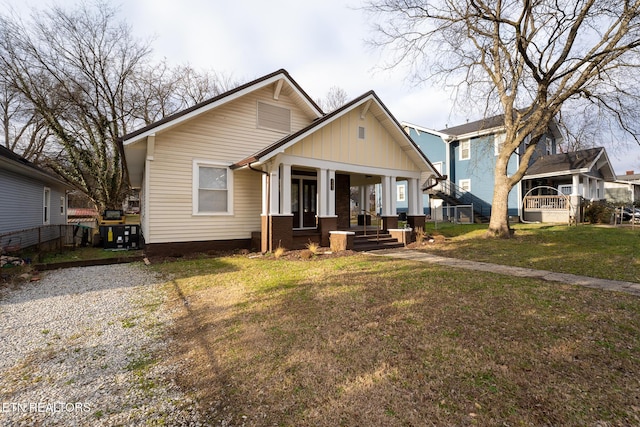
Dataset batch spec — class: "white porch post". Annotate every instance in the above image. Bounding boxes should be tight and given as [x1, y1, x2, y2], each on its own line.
[571, 174, 580, 195]
[318, 168, 328, 217]
[280, 163, 292, 215]
[328, 169, 336, 216]
[359, 185, 368, 214]
[380, 175, 398, 217]
[269, 167, 279, 214]
[381, 176, 392, 217]
[261, 173, 269, 215]
[598, 180, 604, 200]
[407, 178, 421, 216]
[583, 176, 591, 199]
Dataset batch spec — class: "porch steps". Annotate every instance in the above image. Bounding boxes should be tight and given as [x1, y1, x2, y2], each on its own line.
[352, 232, 405, 252]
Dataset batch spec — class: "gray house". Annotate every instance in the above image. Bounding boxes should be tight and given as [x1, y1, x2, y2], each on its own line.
[0, 145, 70, 251]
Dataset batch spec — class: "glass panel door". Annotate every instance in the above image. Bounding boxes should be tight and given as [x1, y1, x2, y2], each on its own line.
[302, 179, 317, 228]
[291, 177, 317, 229]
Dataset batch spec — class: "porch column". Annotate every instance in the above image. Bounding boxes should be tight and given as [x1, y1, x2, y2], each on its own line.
[328, 169, 336, 216]
[317, 168, 338, 247]
[380, 175, 398, 230]
[407, 178, 421, 216]
[261, 173, 269, 215]
[269, 168, 279, 214]
[261, 165, 292, 253]
[406, 178, 424, 241]
[571, 174, 580, 195]
[280, 163, 292, 215]
[570, 174, 581, 223]
[584, 176, 592, 200]
[598, 180, 604, 200]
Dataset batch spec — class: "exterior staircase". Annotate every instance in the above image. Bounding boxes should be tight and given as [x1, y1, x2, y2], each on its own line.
[352, 230, 405, 251]
[427, 180, 491, 223]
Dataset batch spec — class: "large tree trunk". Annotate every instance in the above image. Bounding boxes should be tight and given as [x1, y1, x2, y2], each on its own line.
[486, 167, 514, 238]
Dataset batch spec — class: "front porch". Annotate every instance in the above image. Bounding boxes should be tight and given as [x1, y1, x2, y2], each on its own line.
[257, 160, 426, 252]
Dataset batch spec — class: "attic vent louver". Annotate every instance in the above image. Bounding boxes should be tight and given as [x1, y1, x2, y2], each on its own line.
[358, 126, 365, 139]
[257, 101, 291, 133]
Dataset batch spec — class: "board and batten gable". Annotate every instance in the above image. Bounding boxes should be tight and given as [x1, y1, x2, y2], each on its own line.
[144, 85, 317, 244]
[0, 167, 67, 235]
[284, 107, 421, 173]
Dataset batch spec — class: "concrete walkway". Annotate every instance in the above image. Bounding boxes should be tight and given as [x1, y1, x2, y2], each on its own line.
[367, 249, 640, 297]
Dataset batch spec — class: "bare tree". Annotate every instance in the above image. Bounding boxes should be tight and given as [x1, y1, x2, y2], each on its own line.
[130, 62, 238, 126]
[317, 86, 349, 112]
[367, 0, 640, 237]
[0, 1, 151, 211]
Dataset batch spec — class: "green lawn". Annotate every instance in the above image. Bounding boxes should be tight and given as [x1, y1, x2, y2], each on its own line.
[150, 225, 640, 426]
[422, 222, 640, 282]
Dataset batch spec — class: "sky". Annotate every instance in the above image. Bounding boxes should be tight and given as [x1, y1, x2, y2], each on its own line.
[3, 0, 639, 173]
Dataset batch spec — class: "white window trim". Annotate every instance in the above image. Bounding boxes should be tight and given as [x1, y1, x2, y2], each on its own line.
[459, 179, 471, 193]
[60, 196, 66, 216]
[192, 160, 234, 216]
[43, 187, 51, 225]
[558, 184, 572, 196]
[460, 139, 470, 160]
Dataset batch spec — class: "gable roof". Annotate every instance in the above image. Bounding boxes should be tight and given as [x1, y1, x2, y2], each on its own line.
[232, 91, 439, 176]
[121, 69, 323, 146]
[524, 147, 617, 181]
[439, 114, 508, 138]
[0, 145, 70, 188]
[439, 110, 564, 143]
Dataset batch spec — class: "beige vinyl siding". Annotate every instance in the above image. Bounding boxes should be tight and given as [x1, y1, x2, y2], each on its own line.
[285, 108, 420, 172]
[147, 169, 261, 243]
[145, 87, 313, 244]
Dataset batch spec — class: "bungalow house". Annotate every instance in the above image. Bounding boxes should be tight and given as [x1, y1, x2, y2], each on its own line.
[400, 115, 616, 223]
[0, 145, 70, 251]
[520, 147, 616, 222]
[122, 69, 439, 256]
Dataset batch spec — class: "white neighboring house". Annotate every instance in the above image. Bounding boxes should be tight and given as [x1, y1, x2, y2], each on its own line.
[605, 171, 640, 205]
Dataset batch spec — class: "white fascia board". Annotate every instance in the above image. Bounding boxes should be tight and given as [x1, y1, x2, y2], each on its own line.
[523, 168, 589, 180]
[279, 153, 423, 180]
[401, 122, 452, 140]
[453, 125, 505, 141]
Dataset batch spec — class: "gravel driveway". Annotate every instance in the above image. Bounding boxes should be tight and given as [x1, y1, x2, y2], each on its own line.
[0, 263, 201, 426]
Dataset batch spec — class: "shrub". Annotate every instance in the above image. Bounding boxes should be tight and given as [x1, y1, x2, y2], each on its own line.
[273, 246, 286, 259]
[415, 227, 426, 245]
[583, 202, 614, 224]
[300, 249, 314, 260]
[305, 241, 320, 254]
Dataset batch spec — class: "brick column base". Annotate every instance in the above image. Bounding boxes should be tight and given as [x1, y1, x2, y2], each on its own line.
[317, 216, 338, 247]
[261, 215, 293, 253]
[380, 216, 398, 231]
[407, 215, 425, 240]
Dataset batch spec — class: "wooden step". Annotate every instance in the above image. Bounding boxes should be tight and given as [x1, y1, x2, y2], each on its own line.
[352, 233, 405, 251]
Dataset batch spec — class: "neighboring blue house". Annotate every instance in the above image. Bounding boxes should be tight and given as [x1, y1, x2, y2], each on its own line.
[397, 114, 565, 221]
[0, 145, 70, 250]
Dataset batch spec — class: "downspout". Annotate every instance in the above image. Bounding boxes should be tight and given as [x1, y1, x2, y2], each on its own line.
[248, 162, 270, 252]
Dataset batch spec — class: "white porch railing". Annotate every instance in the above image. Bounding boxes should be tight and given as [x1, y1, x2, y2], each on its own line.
[524, 195, 569, 210]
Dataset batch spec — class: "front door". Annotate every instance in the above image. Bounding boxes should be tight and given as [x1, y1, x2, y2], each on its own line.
[292, 178, 317, 228]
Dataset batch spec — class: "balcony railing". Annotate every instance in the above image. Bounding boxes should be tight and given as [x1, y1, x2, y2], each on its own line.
[524, 195, 569, 210]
